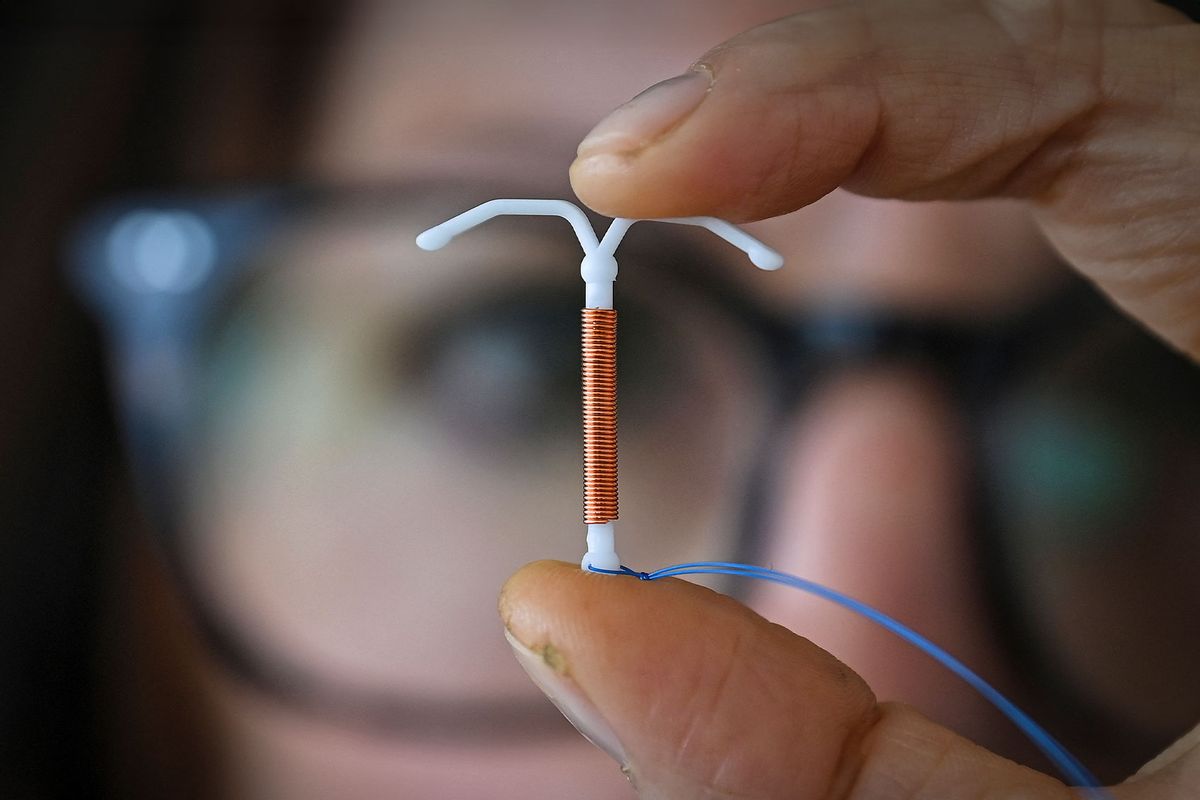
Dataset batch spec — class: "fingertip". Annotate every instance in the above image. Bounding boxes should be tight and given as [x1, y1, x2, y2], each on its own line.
[500, 558, 574, 600]
[569, 152, 692, 219]
[499, 559, 656, 646]
[570, 148, 771, 222]
[498, 557, 884, 797]
[569, 80, 874, 223]
[497, 559, 577, 638]
[567, 153, 630, 218]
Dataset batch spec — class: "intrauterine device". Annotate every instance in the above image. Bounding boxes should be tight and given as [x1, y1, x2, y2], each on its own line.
[417, 200, 782, 572]
[419, 200, 1109, 794]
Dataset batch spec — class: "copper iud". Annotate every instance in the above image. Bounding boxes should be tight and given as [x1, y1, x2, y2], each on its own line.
[416, 199, 782, 571]
[582, 307, 618, 524]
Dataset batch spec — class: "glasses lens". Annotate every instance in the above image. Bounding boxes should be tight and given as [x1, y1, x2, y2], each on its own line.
[985, 309, 1200, 738]
[175, 192, 771, 720]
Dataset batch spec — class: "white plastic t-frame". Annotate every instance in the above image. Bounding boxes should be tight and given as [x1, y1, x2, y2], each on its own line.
[417, 199, 783, 572]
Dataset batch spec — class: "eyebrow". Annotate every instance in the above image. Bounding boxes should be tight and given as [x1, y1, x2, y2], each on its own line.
[261, 174, 768, 326]
[383, 122, 587, 191]
[449, 122, 583, 165]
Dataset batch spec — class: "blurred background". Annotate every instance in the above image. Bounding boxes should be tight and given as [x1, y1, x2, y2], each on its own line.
[2, 3, 341, 796]
[4, 2, 1200, 799]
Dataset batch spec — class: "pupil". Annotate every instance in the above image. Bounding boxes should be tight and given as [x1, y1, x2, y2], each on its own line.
[406, 289, 580, 448]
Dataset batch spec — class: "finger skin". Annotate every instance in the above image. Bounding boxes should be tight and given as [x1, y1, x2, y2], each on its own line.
[570, 0, 1200, 358]
[1124, 722, 1200, 799]
[500, 560, 1079, 799]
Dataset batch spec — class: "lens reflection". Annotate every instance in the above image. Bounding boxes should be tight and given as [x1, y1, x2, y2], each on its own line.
[986, 312, 1200, 737]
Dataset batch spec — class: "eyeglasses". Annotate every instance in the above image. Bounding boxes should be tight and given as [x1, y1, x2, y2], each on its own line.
[69, 182, 1200, 759]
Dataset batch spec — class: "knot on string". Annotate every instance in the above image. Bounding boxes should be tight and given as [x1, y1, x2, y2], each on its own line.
[587, 564, 652, 580]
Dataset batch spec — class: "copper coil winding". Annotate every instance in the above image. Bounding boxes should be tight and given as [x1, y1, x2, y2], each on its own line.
[582, 308, 618, 524]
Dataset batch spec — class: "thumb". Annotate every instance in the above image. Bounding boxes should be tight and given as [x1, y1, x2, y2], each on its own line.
[499, 560, 1081, 799]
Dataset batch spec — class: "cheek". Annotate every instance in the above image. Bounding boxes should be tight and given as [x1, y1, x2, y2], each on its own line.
[747, 367, 1027, 754]
[195, 454, 562, 697]
[207, 679, 624, 800]
[110, 535, 630, 800]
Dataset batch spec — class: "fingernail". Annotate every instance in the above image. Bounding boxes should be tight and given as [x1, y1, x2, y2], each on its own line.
[504, 628, 627, 765]
[577, 66, 713, 159]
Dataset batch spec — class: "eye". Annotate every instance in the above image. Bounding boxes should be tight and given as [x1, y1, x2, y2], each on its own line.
[989, 391, 1149, 545]
[402, 286, 583, 448]
[983, 311, 1200, 747]
[400, 279, 694, 453]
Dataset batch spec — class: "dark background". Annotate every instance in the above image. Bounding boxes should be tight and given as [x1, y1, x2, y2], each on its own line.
[0, 2, 339, 795]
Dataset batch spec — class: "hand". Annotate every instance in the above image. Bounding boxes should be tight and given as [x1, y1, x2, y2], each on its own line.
[501, 561, 1195, 798]
[570, 0, 1200, 360]
[503, 1, 1200, 797]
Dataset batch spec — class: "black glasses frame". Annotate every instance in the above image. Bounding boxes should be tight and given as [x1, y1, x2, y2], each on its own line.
[69, 183, 1151, 749]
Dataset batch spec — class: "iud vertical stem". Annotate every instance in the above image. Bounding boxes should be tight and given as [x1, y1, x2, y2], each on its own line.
[581, 307, 618, 524]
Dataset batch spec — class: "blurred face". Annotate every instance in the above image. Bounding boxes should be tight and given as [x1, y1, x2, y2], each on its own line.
[113, 0, 1200, 797]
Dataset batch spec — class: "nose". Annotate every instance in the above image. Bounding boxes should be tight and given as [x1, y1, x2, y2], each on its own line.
[748, 364, 1024, 753]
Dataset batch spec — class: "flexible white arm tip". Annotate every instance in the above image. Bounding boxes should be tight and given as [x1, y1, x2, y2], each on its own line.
[415, 228, 452, 251]
[603, 216, 785, 272]
[749, 246, 784, 270]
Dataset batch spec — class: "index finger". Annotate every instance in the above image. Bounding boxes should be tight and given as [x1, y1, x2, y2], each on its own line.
[570, 0, 1200, 356]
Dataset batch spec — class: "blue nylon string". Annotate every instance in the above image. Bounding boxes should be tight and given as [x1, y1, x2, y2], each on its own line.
[589, 560, 1110, 797]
